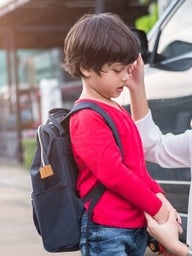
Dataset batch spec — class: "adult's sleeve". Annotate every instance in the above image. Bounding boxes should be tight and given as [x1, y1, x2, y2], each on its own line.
[135, 110, 192, 168]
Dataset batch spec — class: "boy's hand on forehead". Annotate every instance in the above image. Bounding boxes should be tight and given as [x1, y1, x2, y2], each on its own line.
[125, 54, 145, 91]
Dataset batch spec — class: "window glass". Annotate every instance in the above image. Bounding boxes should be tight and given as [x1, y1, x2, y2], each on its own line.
[158, 0, 192, 55]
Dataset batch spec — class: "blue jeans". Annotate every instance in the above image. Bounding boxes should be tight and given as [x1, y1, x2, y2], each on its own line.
[80, 211, 147, 256]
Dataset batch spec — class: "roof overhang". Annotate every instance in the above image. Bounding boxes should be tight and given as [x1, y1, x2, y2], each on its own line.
[0, 0, 148, 49]
[0, 0, 30, 16]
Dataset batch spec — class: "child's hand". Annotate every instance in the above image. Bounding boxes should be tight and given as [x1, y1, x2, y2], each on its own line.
[156, 193, 182, 225]
[125, 53, 145, 92]
[153, 202, 169, 224]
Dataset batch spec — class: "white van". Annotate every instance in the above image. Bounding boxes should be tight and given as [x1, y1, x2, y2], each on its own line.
[117, 0, 192, 242]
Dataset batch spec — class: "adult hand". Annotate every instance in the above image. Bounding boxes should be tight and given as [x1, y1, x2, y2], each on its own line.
[126, 54, 149, 121]
[125, 53, 145, 92]
[145, 209, 183, 252]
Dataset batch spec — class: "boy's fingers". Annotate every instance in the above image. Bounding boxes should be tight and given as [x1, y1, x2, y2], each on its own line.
[169, 208, 178, 222]
[176, 213, 182, 225]
[167, 209, 183, 234]
[178, 223, 183, 235]
[169, 209, 183, 235]
[169, 210, 183, 234]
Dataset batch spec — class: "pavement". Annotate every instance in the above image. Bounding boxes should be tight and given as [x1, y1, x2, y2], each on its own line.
[0, 162, 155, 256]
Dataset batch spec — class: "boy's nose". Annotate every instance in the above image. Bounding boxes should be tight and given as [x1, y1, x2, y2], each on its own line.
[121, 72, 129, 82]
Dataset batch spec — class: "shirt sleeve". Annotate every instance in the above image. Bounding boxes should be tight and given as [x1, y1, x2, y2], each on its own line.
[70, 109, 162, 216]
[135, 110, 192, 168]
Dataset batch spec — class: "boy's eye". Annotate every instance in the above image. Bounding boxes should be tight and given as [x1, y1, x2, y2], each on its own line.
[113, 69, 122, 73]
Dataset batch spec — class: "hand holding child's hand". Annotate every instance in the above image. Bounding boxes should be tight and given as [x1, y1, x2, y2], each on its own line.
[145, 209, 183, 252]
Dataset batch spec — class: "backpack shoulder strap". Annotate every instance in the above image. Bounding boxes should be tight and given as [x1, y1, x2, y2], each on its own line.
[67, 101, 123, 157]
[68, 102, 124, 256]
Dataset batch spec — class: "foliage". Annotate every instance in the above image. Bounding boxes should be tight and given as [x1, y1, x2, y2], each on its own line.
[135, 2, 158, 33]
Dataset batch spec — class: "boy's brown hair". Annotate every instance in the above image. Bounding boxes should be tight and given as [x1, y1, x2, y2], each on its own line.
[64, 12, 139, 78]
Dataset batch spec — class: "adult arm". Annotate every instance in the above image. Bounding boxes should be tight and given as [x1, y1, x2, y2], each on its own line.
[126, 53, 149, 121]
[126, 55, 191, 168]
[135, 112, 191, 168]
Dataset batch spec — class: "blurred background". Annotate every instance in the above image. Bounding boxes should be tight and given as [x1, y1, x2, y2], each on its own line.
[0, 0, 171, 167]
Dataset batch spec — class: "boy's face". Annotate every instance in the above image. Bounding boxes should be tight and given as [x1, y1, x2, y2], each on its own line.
[83, 63, 132, 99]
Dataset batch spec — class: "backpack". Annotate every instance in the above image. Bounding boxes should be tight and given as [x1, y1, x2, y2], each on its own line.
[30, 101, 122, 253]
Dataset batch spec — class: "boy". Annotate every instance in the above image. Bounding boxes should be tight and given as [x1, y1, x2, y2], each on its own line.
[63, 13, 174, 256]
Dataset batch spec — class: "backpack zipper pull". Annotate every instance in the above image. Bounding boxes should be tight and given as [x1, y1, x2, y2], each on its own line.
[37, 125, 54, 179]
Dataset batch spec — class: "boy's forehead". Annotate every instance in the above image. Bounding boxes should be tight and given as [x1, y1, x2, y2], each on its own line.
[102, 62, 123, 70]
[110, 63, 124, 67]
[101, 62, 132, 72]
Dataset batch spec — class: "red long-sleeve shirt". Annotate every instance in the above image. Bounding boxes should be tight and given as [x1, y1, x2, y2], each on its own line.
[70, 99, 163, 228]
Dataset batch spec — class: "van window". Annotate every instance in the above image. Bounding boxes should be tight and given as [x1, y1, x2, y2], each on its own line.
[159, 0, 192, 52]
[156, 0, 192, 71]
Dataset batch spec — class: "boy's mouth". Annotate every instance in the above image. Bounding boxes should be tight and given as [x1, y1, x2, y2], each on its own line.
[117, 86, 124, 92]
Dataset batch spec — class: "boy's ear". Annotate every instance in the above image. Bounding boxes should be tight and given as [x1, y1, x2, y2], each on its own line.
[80, 66, 91, 77]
